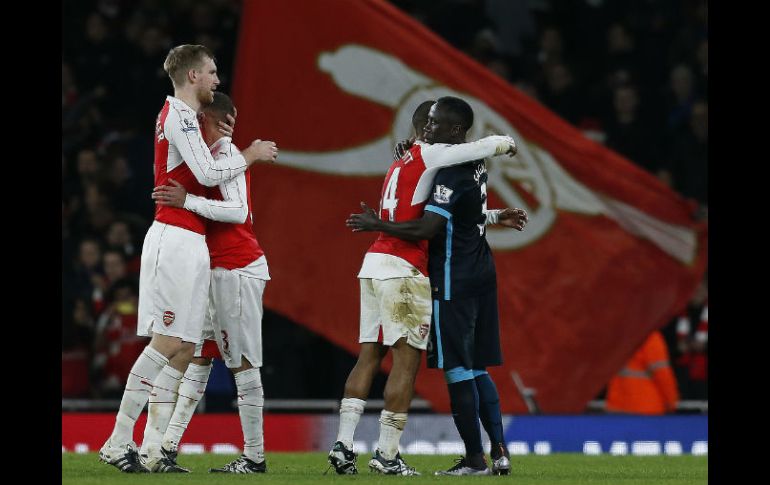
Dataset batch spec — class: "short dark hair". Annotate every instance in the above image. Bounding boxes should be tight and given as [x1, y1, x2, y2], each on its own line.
[203, 91, 235, 119]
[435, 96, 474, 131]
[412, 100, 435, 132]
[163, 44, 215, 88]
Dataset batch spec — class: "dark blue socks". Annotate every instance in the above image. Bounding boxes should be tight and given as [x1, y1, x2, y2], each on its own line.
[447, 378, 483, 458]
[474, 371, 505, 448]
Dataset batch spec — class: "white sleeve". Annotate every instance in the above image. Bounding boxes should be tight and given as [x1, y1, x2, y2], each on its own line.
[183, 175, 248, 224]
[181, 145, 249, 224]
[483, 209, 502, 225]
[420, 135, 515, 169]
[165, 106, 248, 187]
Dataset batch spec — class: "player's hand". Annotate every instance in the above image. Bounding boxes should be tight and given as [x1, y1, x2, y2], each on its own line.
[505, 137, 517, 157]
[393, 137, 415, 160]
[217, 113, 236, 137]
[497, 207, 528, 230]
[243, 139, 278, 164]
[346, 202, 381, 232]
[152, 178, 187, 208]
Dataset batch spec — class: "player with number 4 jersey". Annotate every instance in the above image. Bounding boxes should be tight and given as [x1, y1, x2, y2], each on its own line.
[327, 100, 517, 477]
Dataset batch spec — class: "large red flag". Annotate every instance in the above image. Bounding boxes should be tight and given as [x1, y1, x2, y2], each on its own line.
[231, 0, 707, 413]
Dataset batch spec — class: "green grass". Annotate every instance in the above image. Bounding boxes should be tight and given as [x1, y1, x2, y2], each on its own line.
[63, 452, 707, 485]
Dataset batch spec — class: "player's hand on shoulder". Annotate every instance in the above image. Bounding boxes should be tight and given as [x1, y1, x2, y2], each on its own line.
[393, 137, 415, 160]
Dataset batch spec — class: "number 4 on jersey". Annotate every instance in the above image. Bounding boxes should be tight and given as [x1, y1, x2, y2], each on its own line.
[381, 167, 401, 222]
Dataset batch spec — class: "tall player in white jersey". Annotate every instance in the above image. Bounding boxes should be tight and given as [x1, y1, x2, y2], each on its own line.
[150, 92, 271, 474]
[327, 101, 517, 476]
[99, 44, 278, 474]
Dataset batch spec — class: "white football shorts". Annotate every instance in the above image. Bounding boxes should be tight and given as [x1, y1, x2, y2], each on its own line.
[359, 277, 432, 350]
[137, 221, 210, 344]
[195, 268, 266, 368]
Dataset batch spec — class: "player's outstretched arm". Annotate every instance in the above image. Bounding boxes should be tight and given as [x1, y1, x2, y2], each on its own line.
[485, 208, 528, 230]
[421, 135, 517, 169]
[346, 202, 445, 241]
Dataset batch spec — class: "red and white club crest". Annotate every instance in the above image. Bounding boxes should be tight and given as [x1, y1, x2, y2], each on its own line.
[419, 323, 430, 339]
[163, 311, 175, 326]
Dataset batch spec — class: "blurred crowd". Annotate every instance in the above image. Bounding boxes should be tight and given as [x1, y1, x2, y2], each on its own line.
[62, 0, 707, 405]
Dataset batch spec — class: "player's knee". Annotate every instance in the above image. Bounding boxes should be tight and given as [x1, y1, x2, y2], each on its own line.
[391, 338, 422, 368]
[149, 333, 186, 359]
[231, 356, 254, 374]
[357, 343, 385, 367]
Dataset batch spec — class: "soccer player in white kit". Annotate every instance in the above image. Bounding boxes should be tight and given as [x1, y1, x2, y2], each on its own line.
[327, 101, 517, 475]
[150, 92, 271, 474]
[98, 44, 278, 473]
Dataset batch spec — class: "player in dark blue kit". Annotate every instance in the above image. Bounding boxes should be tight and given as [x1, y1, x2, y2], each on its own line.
[347, 96, 528, 476]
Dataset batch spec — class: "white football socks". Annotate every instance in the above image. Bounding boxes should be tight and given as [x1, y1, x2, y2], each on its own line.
[161, 362, 212, 452]
[140, 365, 183, 457]
[337, 397, 366, 449]
[108, 346, 169, 447]
[378, 410, 407, 460]
[234, 368, 265, 463]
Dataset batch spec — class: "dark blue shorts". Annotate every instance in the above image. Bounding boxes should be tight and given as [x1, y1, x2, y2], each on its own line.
[427, 290, 502, 370]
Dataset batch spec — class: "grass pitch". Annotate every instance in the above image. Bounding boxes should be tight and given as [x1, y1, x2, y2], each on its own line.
[63, 452, 707, 485]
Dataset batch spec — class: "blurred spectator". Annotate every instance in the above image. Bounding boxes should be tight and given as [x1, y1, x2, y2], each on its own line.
[668, 0, 707, 67]
[539, 62, 585, 126]
[536, 26, 565, 66]
[105, 220, 141, 274]
[605, 22, 640, 77]
[71, 183, 116, 239]
[92, 279, 147, 397]
[71, 238, 104, 306]
[94, 249, 132, 314]
[666, 64, 697, 137]
[674, 273, 708, 399]
[662, 99, 708, 206]
[125, 25, 173, 125]
[605, 330, 680, 415]
[603, 85, 660, 174]
[484, 0, 536, 58]
[103, 249, 128, 286]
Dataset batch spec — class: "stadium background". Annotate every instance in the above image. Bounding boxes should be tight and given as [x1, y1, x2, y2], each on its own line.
[62, 0, 708, 456]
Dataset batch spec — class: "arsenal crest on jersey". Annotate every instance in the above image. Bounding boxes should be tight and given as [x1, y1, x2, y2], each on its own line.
[419, 323, 430, 339]
[163, 311, 175, 326]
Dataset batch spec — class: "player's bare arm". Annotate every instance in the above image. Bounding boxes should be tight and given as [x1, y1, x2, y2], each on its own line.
[487, 208, 528, 231]
[346, 202, 445, 241]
